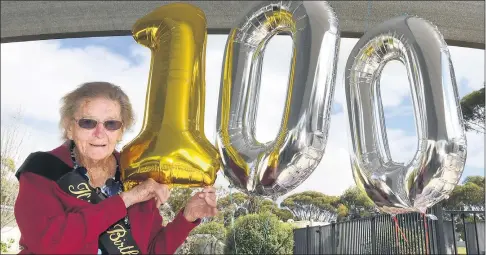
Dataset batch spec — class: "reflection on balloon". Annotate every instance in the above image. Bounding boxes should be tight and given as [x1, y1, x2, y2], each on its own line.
[120, 3, 221, 191]
[344, 15, 467, 215]
[216, 1, 340, 198]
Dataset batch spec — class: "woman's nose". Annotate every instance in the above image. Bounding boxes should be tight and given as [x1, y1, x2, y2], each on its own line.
[93, 123, 105, 137]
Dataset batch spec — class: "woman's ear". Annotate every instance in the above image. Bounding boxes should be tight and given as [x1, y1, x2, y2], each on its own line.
[64, 119, 74, 140]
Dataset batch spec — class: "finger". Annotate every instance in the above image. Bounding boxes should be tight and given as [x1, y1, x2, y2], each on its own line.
[191, 192, 216, 208]
[204, 195, 217, 208]
[203, 191, 217, 207]
[202, 186, 216, 194]
[188, 200, 209, 209]
[163, 185, 170, 200]
[201, 207, 217, 218]
[154, 186, 169, 204]
[207, 192, 216, 202]
[146, 178, 156, 186]
[189, 204, 218, 218]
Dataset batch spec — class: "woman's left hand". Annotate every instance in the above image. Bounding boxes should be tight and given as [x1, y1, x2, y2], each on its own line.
[183, 186, 218, 222]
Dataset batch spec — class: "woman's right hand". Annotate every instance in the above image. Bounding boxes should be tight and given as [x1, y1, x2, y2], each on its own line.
[119, 178, 171, 208]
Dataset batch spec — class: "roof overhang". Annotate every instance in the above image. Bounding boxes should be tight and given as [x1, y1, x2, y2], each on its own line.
[1, 1, 484, 49]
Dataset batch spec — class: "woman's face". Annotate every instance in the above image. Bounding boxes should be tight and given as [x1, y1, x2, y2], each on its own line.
[67, 97, 123, 161]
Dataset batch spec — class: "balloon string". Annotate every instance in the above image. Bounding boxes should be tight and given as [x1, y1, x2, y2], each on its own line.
[393, 216, 409, 249]
[393, 216, 400, 248]
[423, 213, 429, 255]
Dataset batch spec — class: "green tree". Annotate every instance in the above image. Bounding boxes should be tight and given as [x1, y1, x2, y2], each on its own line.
[216, 192, 294, 224]
[460, 86, 484, 133]
[281, 191, 339, 222]
[169, 187, 194, 213]
[158, 187, 194, 225]
[336, 204, 349, 221]
[191, 221, 227, 241]
[214, 192, 248, 226]
[443, 176, 485, 211]
[339, 186, 376, 219]
[257, 198, 294, 222]
[225, 212, 293, 254]
[217, 192, 247, 210]
[271, 207, 295, 222]
[463, 176, 485, 188]
[177, 222, 227, 254]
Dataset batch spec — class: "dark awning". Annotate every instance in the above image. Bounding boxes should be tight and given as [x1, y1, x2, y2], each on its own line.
[1, 1, 484, 49]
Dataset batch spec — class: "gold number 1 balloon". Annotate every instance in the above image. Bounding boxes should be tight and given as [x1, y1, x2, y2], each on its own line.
[120, 3, 221, 191]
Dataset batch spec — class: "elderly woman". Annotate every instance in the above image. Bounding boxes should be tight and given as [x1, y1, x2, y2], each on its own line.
[14, 82, 218, 254]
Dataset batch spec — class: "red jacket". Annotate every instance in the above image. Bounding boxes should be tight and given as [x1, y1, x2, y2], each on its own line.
[14, 143, 199, 254]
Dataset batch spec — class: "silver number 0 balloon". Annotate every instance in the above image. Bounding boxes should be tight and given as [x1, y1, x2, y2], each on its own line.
[216, 1, 339, 197]
[344, 16, 467, 214]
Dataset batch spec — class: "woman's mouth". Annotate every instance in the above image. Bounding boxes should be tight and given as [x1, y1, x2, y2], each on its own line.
[90, 143, 106, 147]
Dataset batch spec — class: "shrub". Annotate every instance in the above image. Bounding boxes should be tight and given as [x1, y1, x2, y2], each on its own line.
[191, 221, 227, 241]
[225, 212, 294, 254]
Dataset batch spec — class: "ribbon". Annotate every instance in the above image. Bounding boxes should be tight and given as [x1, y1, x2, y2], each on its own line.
[392, 216, 409, 250]
[57, 170, 141, 254]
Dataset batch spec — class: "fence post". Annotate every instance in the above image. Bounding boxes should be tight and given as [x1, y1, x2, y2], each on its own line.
[317, 226, 323, 254]
[306, 225, 311, 255]
[434, 203, 447, 255]
[331, 221, 336, 254]
[371, 216, 376, 254]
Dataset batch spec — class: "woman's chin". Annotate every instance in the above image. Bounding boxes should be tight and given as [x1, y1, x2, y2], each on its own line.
[86, 148, 112, 161]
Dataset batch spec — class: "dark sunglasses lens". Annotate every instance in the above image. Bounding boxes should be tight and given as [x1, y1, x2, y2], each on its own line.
[78, 119, 97, 129]
[104, 120, 122, 130]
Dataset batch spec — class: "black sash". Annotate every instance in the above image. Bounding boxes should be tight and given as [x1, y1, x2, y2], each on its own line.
[16, 152, 142, 255]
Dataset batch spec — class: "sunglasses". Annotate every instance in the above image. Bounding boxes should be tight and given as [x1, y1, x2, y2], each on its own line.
[75, 118, 123, 131]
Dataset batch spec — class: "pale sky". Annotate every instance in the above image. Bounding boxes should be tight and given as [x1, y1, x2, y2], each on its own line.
[1, 34, 484, 202]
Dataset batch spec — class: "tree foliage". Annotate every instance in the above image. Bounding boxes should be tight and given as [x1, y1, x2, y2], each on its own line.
[460, 86, 485, 133]
[443, 176, 485, 211]
[158, 187, 194, 225]
[1, 109, 30, 229]
[217, 192, 247, 210]
[339, 186, 377, 219]
[1, 239, 15, 253]
[225, 212, 293, 255]
[215, 191, 294, 226]
[463, 176, 485, 188]
[169, 187, 194, 213]
[178, 223, 226, 255]
[336, 204, 349, 221]
[190, 221, 227, 241]
[281, 191, 339, 222]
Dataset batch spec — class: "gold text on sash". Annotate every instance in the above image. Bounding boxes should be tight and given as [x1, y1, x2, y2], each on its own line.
[106, 224, 140, 254]
[68, 183, 91, 199]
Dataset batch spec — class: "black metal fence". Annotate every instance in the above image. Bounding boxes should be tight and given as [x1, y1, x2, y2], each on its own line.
[442, 210, 485, 254]
[293, 205, 485, 254]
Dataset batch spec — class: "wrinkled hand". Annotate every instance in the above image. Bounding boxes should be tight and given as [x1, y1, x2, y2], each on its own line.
[120, 178, 170, 208]
[183, 186, 218, 222]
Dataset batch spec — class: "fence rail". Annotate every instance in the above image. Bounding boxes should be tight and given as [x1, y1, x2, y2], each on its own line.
[293, 205, 485, 254]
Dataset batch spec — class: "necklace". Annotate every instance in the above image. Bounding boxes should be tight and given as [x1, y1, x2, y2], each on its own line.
[73, 150, 114, 188]
[69, 141, 130, 228]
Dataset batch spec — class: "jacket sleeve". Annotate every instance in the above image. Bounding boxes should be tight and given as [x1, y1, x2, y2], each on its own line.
[14, 172, 128, 254]
[147, 201, 200, 254]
